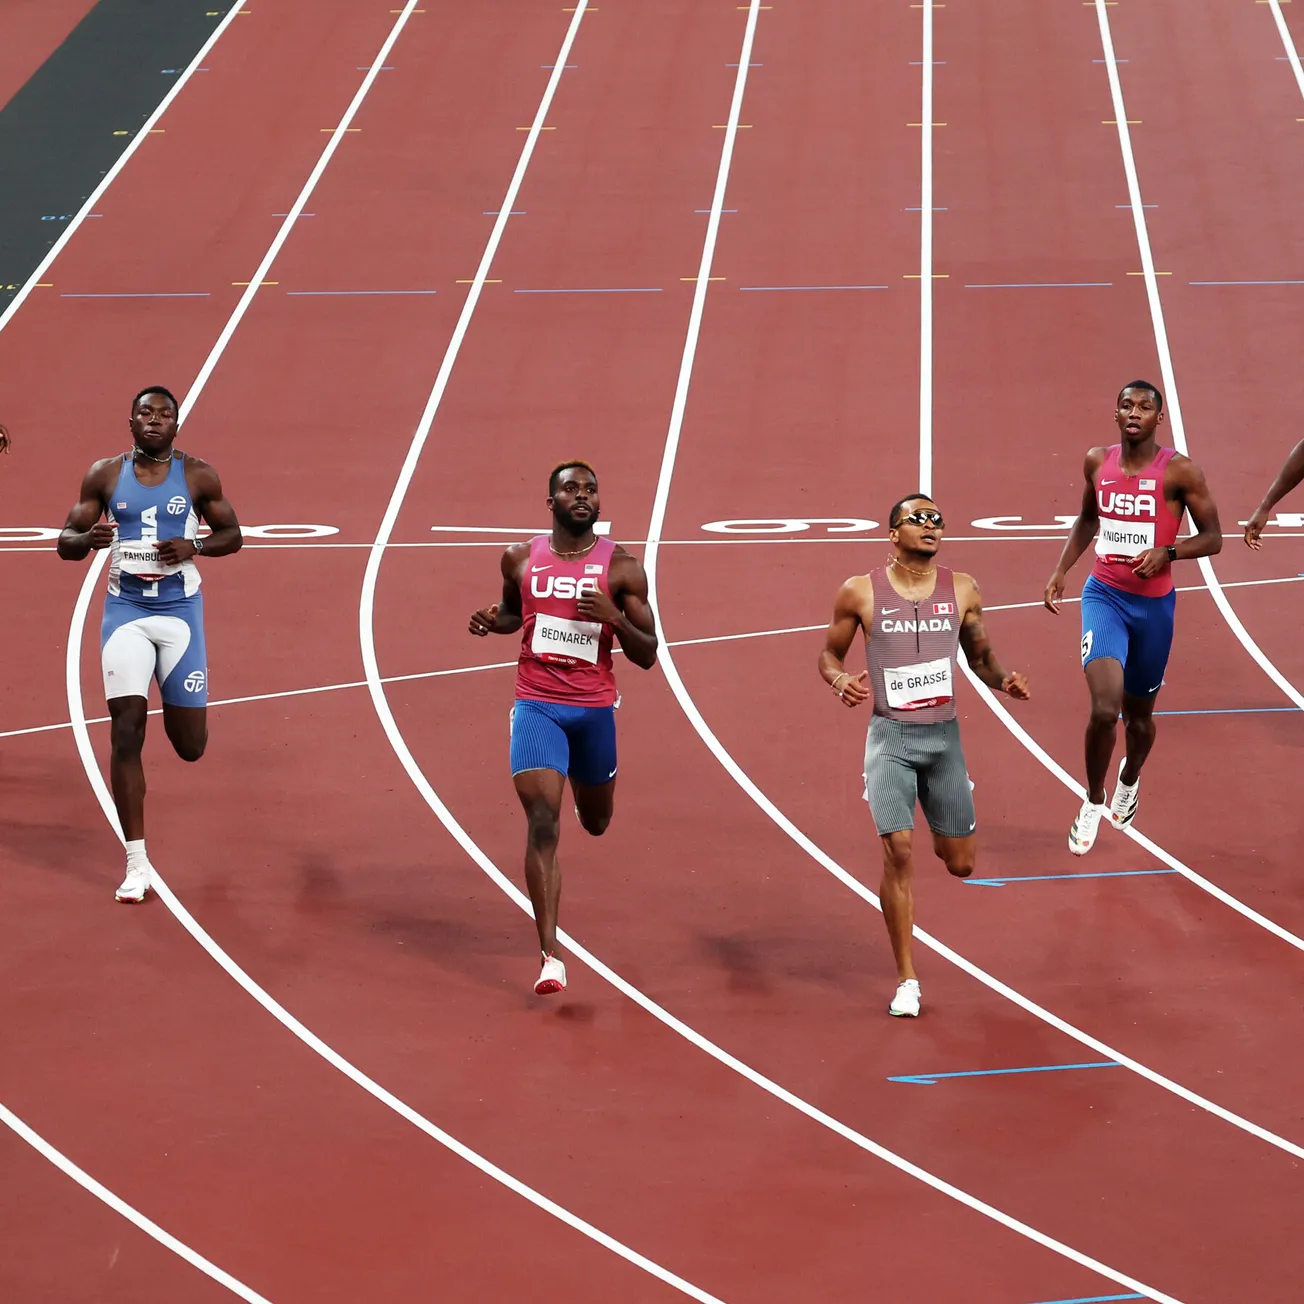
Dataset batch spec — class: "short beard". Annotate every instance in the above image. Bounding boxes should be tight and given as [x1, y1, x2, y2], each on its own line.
[554, 506, 598, 536]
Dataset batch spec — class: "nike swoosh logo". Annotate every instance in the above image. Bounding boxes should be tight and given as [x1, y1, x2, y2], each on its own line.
[881, 607, 900, 615]
[531, 565, 551, 572]
[1100, 480, 1116, 486]
[608, 768, 617, 779]
[969, 822, 976, 832]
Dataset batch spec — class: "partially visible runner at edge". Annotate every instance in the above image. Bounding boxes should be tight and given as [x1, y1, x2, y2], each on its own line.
[57, 387, 243, 902]
[1044, 380, 1222, 854]
[819, 495, 1030, 1018]
[0, 423, 11, 454]
[468, 461, 658, 997]
[1244, 434, 1304, 549]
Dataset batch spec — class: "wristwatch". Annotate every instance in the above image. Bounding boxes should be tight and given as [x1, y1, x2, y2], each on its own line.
[193, 537, 205, 555]
[1165, 544, 1177, 562]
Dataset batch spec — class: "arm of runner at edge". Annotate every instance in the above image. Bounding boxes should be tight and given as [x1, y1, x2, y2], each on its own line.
[1044, 447, 1107, 613]
[957, 574, 1030, 699]
[1244, 438, 1304, 550]
[818, 576, 871, 709]
[56, 460, 116, 561]
[157, 458, 242, 564]
[1130, 455, 1222, 579]
[577, 549, 658, 669]
[468, 543, 528, 637]
[0, 423, 10, 454]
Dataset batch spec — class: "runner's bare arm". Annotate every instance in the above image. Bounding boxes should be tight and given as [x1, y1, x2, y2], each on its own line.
[577, 551, 658, 669]
[1245, 438, 1304, 549]
[1044, 447, 1106, 613]
[818, 576, 871, 708]
[1132, 456, 1222, 578]
[468, 543, 528, 636]
[958, 575, 1029, 699]
[57, 460, 116, 560]
[0, 423, 10, 454]
[158, 458, 242, 564]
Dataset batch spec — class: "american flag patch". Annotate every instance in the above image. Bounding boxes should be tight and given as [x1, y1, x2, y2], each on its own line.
[1140, 478, 1155, 490]
[933, 601, 955, 615]
[585, 563, 602, 574]
[116, 502, 127, 509]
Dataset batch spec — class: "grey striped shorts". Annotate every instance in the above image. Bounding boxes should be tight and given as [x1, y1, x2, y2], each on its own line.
[862, 715, 976, 839]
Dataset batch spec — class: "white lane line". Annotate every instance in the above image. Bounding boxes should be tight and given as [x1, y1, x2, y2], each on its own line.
[1095, 3, 1304, 715]
[58, 10, 726, 1303]
[635, 0, 1304, 1187]
[355, 3, 1179, 1298]
[9, 572, 1300, 744]
[1267, 0, 1304, 97]
[8, 529, 1304, 555]
[0, 6, 245, 336]
[917, 0, 936, 496]
[0, 1101, 271, 1303]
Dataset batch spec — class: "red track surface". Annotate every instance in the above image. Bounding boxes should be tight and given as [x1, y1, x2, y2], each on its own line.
[3, 3, 1303, 1301]
[0, 0, 96, 110]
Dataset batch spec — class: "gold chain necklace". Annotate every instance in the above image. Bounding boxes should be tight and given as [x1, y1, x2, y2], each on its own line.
[551, 538, 598, 559]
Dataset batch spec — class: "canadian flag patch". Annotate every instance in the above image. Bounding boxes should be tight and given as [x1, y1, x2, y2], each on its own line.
[933, 601, 955, 615]
[584, 563, 602, 575]
[1140, 478, 1156, 490]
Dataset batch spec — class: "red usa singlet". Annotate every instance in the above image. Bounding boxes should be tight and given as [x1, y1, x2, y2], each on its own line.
[1090, 445, 1180, 597]
[515, 535, 619, 707]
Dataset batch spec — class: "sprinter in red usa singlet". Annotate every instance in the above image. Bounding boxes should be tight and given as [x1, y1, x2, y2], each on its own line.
[1044, 381, 1223, 855]
[819, 494, 1030, 1018]
[468, 461, 658, 997]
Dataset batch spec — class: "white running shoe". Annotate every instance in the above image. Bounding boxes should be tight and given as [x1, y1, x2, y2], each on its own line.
[889, 979, 921, 1018]
[1109, 759, 1140, 829]
[534, 954, 567, 996]
[114, 864, 153, 903]
[1068, 801, 1107, 856]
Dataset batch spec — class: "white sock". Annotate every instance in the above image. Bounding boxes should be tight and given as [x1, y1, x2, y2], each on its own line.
[125, 839, 149, 870]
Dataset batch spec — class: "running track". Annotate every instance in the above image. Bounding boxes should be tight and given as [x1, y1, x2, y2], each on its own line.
[1, 2, 1302, 1301]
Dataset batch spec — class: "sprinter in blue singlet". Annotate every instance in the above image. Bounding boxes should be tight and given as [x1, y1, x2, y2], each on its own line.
[58, 387, 243, 903]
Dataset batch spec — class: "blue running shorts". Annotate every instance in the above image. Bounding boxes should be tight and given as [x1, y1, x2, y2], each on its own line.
[101, 593, 208, 707]
[1079, 574, 1176, 699]
[510, 698, 617, 786]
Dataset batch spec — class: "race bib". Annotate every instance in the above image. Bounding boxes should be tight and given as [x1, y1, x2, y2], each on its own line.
[884, 657, 953, 711]
[531, 613, 601, 664]
[1095, 518, 1155, 561]
[117, 540, 182, 581]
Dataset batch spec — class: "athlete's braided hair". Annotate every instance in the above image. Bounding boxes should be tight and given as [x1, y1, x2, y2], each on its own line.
[131, 386, 180, 416]
[549, 459, 597, 495]
[1117, 380, 1163, 411]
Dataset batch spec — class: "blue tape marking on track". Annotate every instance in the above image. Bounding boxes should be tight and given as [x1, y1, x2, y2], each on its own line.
[964, 282, 1112, 289]
[1153, 706, 1299, 716]
[483, 211, 527, 216]
[1027, 1295, 1144, 1304]
[1189, 280, 1304, 286]
[696, 209, 738, 213]
[889, 1062, 1120, 1086]
[59, 292, 210, 298]
[284, 290, 437, 296]
[1115, 204, 1156, 208]
[739, 284, 889, 292]
[513, 287, 663, 294]
[964, 870, 1178, 887]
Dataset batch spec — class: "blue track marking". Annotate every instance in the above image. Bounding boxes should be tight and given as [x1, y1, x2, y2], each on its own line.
[964, 870, 1178, 887]
[889, 1062, 1120, 1086]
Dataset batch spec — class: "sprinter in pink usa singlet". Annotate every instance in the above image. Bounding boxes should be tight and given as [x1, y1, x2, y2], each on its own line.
[1045, 380, 1223, 857]
[468, 461, 659, 999]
